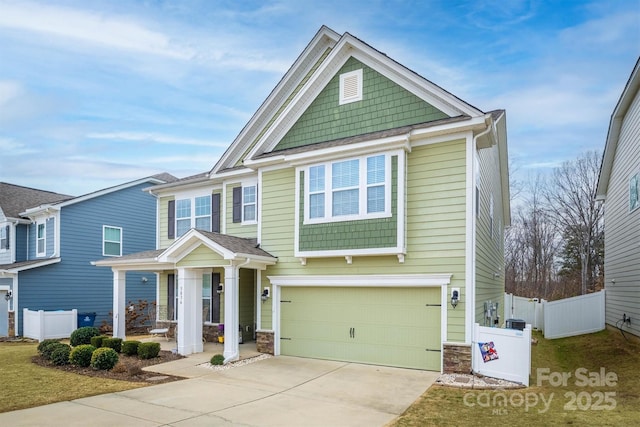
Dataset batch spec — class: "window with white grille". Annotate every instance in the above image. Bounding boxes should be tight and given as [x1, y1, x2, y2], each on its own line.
[339, 69, 363, 105]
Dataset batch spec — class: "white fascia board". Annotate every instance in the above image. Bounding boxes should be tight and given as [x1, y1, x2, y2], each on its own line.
[268, 274, 452, 287]
[245, 134, 411, 170]
[294, 247, 405, 259]
[247, 34, 484, 161]
[210, 28, 340, 176]
[148, 178, 219, 197]
[3, 258, 61, 273]
[596, 59, 640, 199]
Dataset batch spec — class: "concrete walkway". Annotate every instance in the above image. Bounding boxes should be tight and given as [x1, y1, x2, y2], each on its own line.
[2, 345, 438, 426]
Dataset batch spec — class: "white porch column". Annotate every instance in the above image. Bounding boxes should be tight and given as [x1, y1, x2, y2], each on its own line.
[176, 268, 203, 355]
[112, 269, 126, 339]
[223, 265, 240, 362]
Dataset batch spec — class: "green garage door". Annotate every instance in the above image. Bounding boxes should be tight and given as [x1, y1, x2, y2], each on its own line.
[280, 287, 441, 370]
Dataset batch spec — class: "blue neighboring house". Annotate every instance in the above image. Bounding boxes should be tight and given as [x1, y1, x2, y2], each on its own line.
[0, 174, 176, 336]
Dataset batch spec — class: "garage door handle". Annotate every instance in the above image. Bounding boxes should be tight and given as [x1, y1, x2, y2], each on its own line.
[349, 327, 355, 338]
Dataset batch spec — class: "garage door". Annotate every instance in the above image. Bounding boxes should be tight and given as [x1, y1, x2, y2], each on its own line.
[280, 287, 441, 370]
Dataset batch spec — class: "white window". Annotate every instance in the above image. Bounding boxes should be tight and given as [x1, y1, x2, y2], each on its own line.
[243, 186, 257, 223]
[304, 154, 390, 223]
[175, 195, 213, 237]
[103, 226, 122, 256]
[175, 199, 192, 238]
[630, 172, 639, 212]
[195, 196, 211, 230]
[36, 222, 45, 256]
[202, 273, 221, 323]
[0, 226, 7, 250]
[339, 69, 363, 105]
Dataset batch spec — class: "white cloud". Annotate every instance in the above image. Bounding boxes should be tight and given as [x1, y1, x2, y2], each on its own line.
[0, 80, 22, 107]
[0, 1, 193, 59]
[86, 131, 229, 148]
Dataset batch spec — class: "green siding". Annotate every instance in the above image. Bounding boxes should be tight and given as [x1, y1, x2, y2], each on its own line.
[225, 184, 258, 238]
[475, 144, 506, 325]
[298, 156, 398, 251]
[235, 47, 333, 167]
[280, 286, 441, 370]
[259, 140, 467, 342]
[176, 245, 225, 268]
[274, 57, 448, 151]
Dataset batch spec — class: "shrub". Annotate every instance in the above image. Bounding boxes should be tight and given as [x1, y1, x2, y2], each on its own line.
[90, 335, 108, 348]
[38, 339, 64, 359]
[37, 339, 61, 356]
[102, 337, 122, 353]
[50, 344, 71, 365]
[70, 326, 100, 346]
[69, 344, 96, 367]
[137, 342, 160, 359]
[121, 340, 141, 356]
[90, 347, 119, 370]
[111, 361, 128, 374]
[210, 354, 225, 365]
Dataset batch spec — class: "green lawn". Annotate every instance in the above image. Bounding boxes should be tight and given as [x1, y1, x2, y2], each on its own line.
[392, 328, 640, 426]
[0, 342, 146, 413]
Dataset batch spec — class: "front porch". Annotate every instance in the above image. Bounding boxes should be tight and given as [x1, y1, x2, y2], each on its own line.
[93, 230, 277, 364]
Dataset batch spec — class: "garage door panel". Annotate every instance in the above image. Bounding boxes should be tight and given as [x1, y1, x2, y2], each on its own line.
[280, 286, 442, 371]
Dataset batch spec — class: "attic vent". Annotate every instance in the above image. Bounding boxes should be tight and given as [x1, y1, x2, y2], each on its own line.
[339, 69, 363, 105]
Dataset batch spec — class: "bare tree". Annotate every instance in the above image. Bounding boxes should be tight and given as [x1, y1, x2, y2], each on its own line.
[505, 175, 560, 298]
[543, 151, 604, 295]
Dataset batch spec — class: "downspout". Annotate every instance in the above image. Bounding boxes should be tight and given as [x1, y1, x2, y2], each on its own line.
[468, 118, 495, 372]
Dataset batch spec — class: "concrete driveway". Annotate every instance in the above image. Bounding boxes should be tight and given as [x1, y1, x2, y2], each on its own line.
[2, 355, 438, 426]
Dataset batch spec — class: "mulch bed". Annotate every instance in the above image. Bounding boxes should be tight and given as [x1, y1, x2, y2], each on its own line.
[32, 350, 186, 384]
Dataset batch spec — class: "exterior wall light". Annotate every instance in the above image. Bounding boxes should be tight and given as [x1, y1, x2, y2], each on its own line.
[4, 290, 12, 301]
[261, 287, 270, 301]
[451, 289, 459, 309]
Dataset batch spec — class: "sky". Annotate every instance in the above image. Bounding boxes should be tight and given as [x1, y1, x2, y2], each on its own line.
[0, 0, 638, 196]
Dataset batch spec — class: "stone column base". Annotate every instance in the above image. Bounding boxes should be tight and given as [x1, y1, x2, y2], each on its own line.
[256, 330, 274, 355]
[443, 343, 472, 373]
[8, 311, 15, 337]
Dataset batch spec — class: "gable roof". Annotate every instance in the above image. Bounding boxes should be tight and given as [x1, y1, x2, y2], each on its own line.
[20, 173, 177, 217]
[0, 183, 72, 220]
[93, 229, 276, 270]
[596, 56, 640, 200]
[210, 26, 485, 176]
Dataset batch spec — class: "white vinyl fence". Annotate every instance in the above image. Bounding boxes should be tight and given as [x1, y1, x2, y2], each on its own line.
[504, 294, 545, 330]
[543, 291, 605, 339]
[23, 308, 78, 342]
[504, 290, 605, 340]
[472, 323, 531, 386]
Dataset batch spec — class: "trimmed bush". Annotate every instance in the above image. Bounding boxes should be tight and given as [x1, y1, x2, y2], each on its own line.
[121, 340, 141, 356]
[210, 354, 225, 365]
[90, 335, 109, 348]
[50, 344, 71, 365]
[69, 344, 96, 367]
[38, 340, 64, 359]
[137, 342, 160, 359]
[70, 326, 101, 346]
[90, 347, 119, 370]
[102, 337, 122, 353]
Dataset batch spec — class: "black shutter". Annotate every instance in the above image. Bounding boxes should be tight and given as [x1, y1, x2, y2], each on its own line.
[232, 187, 242, 223]
[4, 225, 9, 249]
[168, 274, 175, 320]
[211, 193, 221, 232]
[168, 200, 175, 239]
